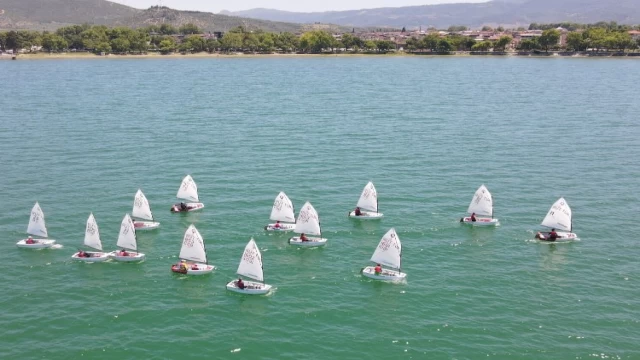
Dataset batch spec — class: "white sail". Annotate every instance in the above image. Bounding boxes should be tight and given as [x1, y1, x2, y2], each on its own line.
[27, 202, 48, 238]
[370, 228, 402, 270]
[132, 189, 154, 221]
[467, 184, 493, 217]
[356, 182, 378, 212]
[541, 197, 572, 232]
[116, 214, 137, 251]
[84, 213, 102, 251]
[176, 175, 199, 202]
[269, 192, 295, 223]
[236, 238, 264, 282]
[294, 202, 321, 236]
[179, 224, 207, 263]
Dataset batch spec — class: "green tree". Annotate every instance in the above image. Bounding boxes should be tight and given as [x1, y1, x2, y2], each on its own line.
[375, 40, 395, 52]
[257, 32, 275, 52]
[471, 41, 492, 51]
[219, 32, 243, 52]
[81, 28, 108, 50]
[363, 40, 376, 52]
[159, 24, 178, 35]
[179, 23, 202, 35]
[41, 33, 68, 52]
[5, 31, 18, 51]
[447, 25, 468, 32]
[299, 30, 334, 53]
[0, 32, 7, 50]
[436, 38, 452, 52]
[481, 26, 493, 31]
[181, 35, 206, 52]
[110, 38, 131, 53]
[95, 42, 112, 54]
[494, 35, 512, 51]
[518, 38, 538, 50]
[421, 34, 440, 51]
[582, 27, 607, 50]
[159, 38, 177, 54]
[274, 32, 298, 52]
[565, 32, 585, 51]
[205, 38, 219, 53]
[539, 29, 560, 52]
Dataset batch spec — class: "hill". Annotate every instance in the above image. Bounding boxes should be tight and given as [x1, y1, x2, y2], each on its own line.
[0, 0, 344, 32]
[221, 0, 640, 28]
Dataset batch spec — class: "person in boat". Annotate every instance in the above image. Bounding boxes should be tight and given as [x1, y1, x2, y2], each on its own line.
[179, 260, 188, 272]
[354, 207, 362, 216]
[236, 278, 245, 290]
[274, 221, 281, 229]
[548, 228, 558, 241]
[191, 264, 199, 270]
[300, 233, 309, 242]
[119, 249, 129, 256]
[374, 264, 382, 275]
[470, 213, 477, 222]
[78, 250, 90, 258]
[26, 236, 36, 244]
[180, 202, 188, 212]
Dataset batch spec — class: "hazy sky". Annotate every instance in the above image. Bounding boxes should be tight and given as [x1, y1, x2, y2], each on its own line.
[110, 0, 487, 13]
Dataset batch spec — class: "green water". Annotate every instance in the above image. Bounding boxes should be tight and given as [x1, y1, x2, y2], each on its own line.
[1, 57, 639, 359]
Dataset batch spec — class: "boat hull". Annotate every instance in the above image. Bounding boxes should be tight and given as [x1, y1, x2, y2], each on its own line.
[171, 203, 204, 213]
[133, 221, 160, 231]
[535, 231, 579, 242]
[348, 211, 383, 219]
[171, 263, 215, 275]
[16, 239, 56, 249]
[362, 266, 407, 281]
[460, 217, 499, 226]
[110, 252, 146, 262]
[264, 223, 296, 232]
[226, 280, 272, 295]
[71, 252, 110, 262]
[289, 237, 327, 247]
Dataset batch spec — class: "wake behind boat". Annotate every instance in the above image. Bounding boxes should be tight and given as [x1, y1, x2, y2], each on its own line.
[226, 238, 273, 295]
[16, 202, 57, 249]
[171, 224, 215, 275]
[171, 175, 204, 213]
[289, 202, 327, 247]
[348, 182, 383, 219]
[71, 213, 110, 262]
[361, 228, 406, 281]
[460, 185, 499, 226]
[535, 197, 579, 242]
[264, 192, 296, 232]
[110, 214, 145, 262]
[132, 189, 160, 230]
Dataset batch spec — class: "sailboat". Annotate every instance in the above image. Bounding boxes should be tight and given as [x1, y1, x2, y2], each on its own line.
[171, 175, 204, 213]
[460, 185, 499, 226]
[71, 213, 110, 262]
[264, 192, 296, 232]
[132, 189, 160, 230]
[289, 202, 327, 247]
[110, 214, 145, 262]
[361, 228, 406, 281]
[226, 238, 273, 295]
[535, 197, 579, 242]
[171, 224, 215, 275]
[348, 182, 383, 219]
[16, 202, 57, 249]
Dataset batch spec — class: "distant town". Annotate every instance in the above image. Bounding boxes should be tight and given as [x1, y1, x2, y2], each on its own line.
[2, 21, 640, 58]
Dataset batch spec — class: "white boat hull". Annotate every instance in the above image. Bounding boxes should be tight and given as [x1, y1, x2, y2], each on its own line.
[110, 252, 146, 262]
[71, 251, 111, 262]
[460, 217, 499, 226]
[133, 221, 160, 231]
[535, 231, 579, 242]
[289, 237, 327, 247]
[226, 280, 272, 295]
[171, 263, 215, 275]
[362, 266, 407, 281]
[264, 223, 296, 232]
[171, 203, 204, 213]
[16, 239, 56, 249]
[348, 211, 384, 219]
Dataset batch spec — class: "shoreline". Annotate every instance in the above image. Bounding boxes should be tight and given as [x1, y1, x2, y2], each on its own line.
[8, 51, 640, 60]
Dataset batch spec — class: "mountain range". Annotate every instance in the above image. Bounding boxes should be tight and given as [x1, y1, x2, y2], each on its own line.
[0, 0, 345, 32]
[221, 0, 640, 28]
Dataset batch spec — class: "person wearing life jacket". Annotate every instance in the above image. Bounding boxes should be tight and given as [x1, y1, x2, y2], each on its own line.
[119, 249, 128, 256]
[179, 260, 188, 272]
[274, 221, 281, 229]
[300, 233, 309, 241]
[354, 207, 362, 216]
[470, 213, 477, 222]
[237, 278, 245, 289]
[548, 228, 558, 241]
[26, 236, 36, 244]
[374, 264, 382, 275]
[180, 202, 188, 212]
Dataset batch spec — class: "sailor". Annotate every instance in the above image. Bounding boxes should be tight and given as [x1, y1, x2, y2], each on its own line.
[274, 220, 281, 229]
[374, 264, 382, 275]
[180, 202, 188, 211]
[548, 228, 558, 241]
[26, 236, 36, 244]
[470, 213, 477, 222]
[300, 233, 309, 241]
[354, 207, 362, 216]
[237, 278, 245, 289]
